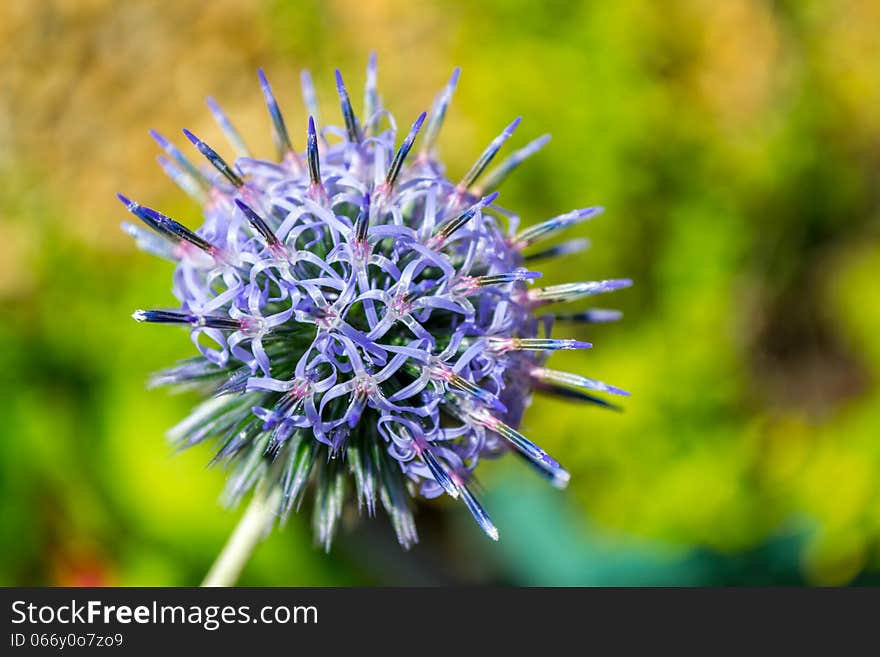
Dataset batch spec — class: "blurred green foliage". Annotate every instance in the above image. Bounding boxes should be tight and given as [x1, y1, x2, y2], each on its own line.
[1, 0, 879, 585]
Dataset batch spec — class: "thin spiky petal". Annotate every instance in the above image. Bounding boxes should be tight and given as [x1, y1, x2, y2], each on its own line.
[523, 238, 591, 263]
[313, 458, 346, 552]
[144, 208, 215, 254]
[117, 193, 174, 239]
[206, 97, 251, 158]
[234, 199, 280, 247]
[348, 439, 377, 515]
[514, 207, 603, 248]
[457, 480, 499, 541]
[335, 69, 362, 144]
[280, 439, 316, 515]
[429, 192, 499, 247]
[375, 443, 417, 549]
[117, 193, 219, 255]
[554, 309, 623, 323]
[433, 364, 507, 413]
[412, 436, 458, 499]
[133, 309, 243, 330]
[300, 69, 320, 126]
[420, 67, 460, 157]
[531, 367, 630, 396]
[454, 268, 541, 294]
[257, 68, 295, 159]
[528, 279, 633, 305]
[121, 221, 176, 261]
[157, 155, 208, 203]
[385, 111, 427, 189]
[182, 129, 243, 188]
[306, 116, 323, 189]
[353, 191, 371, 245]
[150, 130, 208, 189]
[534, 382, 623, 411]
[457, 117, 521, 192]
[474, 133, 551, 194]
[470, 409, 570, 489]
[363, 51, 379, 132]
[485, 337, 592, 353]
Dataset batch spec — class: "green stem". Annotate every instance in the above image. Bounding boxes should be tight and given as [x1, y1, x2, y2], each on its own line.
[202, 489, 280, 587]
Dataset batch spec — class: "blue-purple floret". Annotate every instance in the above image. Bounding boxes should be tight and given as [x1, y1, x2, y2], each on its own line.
[121, 57, 630, 550]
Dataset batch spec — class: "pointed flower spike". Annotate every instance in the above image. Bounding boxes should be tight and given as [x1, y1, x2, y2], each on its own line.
[554, 309, 623, 323]
[528, 279, 633, 305]
[306, 116, 322, 189]
[335, 69, 362, 144]
[458, 116, 521, 192]
[347, 442, 375, 515]
[257, 68, 295, 159]
[458, 482, 499, 541]
[206, 97, 251, 158]
[156, 155, 207, 203]
[420, 67, 460, 157]
[474, 133, 551, 195]
[429, 192, 499, 247]
[234, 199, 280, 247]
[523, 238, 591, 263]
[531, 367, 630, 396]
[132, 309, 243, 330]
[412, 436, 459, 499]
[182, 129, 244, 188]
[448, 470, 500, 541]
[471, 269, 541, 288]
[353, 192, 371, 247]
[121, 221, 176, 261]
[142, 207, 216, 254]
[116, 193, 177, 241]
[300, 69, 320, 126]
[514, 206, 604, 249]
[423, 451, 459, 499]
[117, 193, 217, 254]
[363, 52, 379, 132]
[385, 111, 427, 189]
[485, 337, 592, 353]
[471, 409, 569, 489]
[535, 382, 624, 411]
[433, 365, 507, 413]
[149, 130, 208, 189]
[453, 268, 541, 296]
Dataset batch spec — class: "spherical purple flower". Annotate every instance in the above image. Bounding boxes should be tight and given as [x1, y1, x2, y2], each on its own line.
[121, 56, 630, 551]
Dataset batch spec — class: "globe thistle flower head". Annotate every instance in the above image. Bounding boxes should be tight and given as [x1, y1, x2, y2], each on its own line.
[121, 57, 630, 550]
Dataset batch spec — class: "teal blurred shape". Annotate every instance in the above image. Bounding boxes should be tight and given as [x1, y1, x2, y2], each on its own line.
[483, 472, 815, 586]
